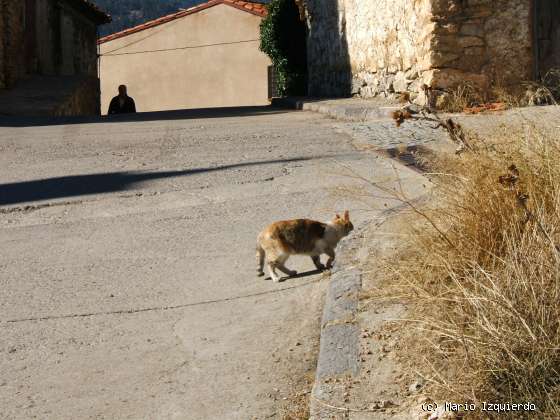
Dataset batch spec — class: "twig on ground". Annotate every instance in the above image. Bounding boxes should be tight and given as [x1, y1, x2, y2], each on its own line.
[311, 395, 394, 413]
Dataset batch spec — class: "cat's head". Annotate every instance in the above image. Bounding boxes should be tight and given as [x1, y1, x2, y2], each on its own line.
[333, 210, 354, 235]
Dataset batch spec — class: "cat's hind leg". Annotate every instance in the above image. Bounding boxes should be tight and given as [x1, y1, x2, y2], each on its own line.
[256, 244, 265, 277]
[265, 248, 283, 282]
[267, 262, 281, 282]
[268, 254, 297, 282]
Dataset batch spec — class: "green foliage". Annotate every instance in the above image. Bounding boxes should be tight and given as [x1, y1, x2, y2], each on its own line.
[260, 0, 307, 96]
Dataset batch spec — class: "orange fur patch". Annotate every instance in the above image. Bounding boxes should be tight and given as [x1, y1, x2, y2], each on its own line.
[265, 219, 327, 254]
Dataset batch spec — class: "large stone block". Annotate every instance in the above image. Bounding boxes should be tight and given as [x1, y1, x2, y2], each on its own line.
[423, 68, 489, 90]
[460, 22, 485, 37]
[393, 71, 410, 93]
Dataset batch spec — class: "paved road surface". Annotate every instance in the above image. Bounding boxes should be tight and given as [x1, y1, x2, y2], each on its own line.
[0, 107, 416, 419]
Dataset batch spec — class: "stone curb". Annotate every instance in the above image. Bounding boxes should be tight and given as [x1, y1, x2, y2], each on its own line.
[309, 200, 429, 419]
[271, 97, 400, 122]
[287, 95, 440, 417]
[308, 217, 376, 419]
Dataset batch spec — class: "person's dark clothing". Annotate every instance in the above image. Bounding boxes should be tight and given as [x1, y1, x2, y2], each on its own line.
[108, 95, 136, 115]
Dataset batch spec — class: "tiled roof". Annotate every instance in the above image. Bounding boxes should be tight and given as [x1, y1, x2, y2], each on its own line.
[71, 0, 111, 24]
[98, 0, 267, 44]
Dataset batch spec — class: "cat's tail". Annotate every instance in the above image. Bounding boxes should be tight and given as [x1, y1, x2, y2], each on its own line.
[256, 242, 265, 277]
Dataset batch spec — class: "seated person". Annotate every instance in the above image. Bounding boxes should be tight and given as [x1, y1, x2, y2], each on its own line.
[108, 85, 136, 115]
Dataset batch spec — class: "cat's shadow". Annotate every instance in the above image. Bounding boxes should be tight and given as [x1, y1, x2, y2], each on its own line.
[265, 268, 327, 282]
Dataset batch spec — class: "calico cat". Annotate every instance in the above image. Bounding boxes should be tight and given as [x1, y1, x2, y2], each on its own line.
[256, 211, 354, 282]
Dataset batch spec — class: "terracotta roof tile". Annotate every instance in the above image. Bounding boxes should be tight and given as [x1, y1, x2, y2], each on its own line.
[98, 0, 267, 44]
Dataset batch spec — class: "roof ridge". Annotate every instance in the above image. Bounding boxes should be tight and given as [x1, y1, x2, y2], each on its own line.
[98, 0, 267, 44]
[69, 0, 111, 24]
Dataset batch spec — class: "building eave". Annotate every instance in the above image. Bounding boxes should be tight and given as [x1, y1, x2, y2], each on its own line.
[68, 0, 112, 25]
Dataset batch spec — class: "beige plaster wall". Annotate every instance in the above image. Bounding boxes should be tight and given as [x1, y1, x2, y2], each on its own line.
[99, 4, 271, 114]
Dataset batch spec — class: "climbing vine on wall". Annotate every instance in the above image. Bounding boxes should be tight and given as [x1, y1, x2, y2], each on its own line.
[259, 0, 308, 96]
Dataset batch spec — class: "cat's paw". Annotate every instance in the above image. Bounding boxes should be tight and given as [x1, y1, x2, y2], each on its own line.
[257, 271, 265, 277]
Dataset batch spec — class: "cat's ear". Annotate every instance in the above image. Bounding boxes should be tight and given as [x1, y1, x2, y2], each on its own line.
[335, 213, 341, 219]
[344, 210, 350, 221]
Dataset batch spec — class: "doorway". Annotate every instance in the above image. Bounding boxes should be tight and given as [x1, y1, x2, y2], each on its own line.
[535, 0, 560, 78]
[24, 0, 37, 74]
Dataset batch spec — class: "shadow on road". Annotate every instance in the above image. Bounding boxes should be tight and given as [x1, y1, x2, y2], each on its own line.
[265, 268, 326, 282]
[0, 105, 290, 128]
[289, 268, 325, 280]
[0, 156, 316, 206]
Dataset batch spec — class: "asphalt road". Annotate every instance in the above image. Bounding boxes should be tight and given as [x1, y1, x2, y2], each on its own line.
[0, 107, 415, 420]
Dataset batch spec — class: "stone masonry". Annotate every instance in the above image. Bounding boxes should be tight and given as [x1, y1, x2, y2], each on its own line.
[0, 3, 4, 89]
[0, 0, 110, 116]
[306, 0, 535, 104]
[0, 0, 25, 89]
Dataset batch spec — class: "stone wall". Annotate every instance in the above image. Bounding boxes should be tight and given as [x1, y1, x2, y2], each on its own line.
[59, 2, 99, 77]
[425, 0, 533, 93]
[54, 76, 101, 116]
[306, 0, 352, 96]
[306, 0, 534, 104]
[346, 0, 433, 101]
[1, 0, 100, 87]
[0, 0, 25, 89]
[0, 3, 3, 89]
[0, 0, 105, 115]
[306, 0, 436, 100]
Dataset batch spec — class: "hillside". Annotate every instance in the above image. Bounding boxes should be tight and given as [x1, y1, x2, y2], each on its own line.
[95, 0, 206, 36]
[95, 0, 270, 36]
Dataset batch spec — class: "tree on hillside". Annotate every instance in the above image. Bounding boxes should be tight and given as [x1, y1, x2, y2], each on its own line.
[96, 0, 272, 36]
[95, 0, 203, 36]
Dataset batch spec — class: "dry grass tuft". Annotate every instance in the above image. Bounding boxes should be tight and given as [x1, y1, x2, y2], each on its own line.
[436, 69, 560, 113]
[386, 120, 560, 416]
[524, 69, 560, 106]
[437, 83, 485, 113]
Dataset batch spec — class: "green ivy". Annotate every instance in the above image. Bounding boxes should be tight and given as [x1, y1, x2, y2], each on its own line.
[259, 0, 307, 96]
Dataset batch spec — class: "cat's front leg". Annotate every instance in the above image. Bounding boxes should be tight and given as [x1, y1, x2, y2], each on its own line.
[311, 255, 325, 271]
[325, 249, 336, 269]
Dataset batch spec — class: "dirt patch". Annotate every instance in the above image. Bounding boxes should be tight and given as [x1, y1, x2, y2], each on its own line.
[278, 370, 316, 420]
